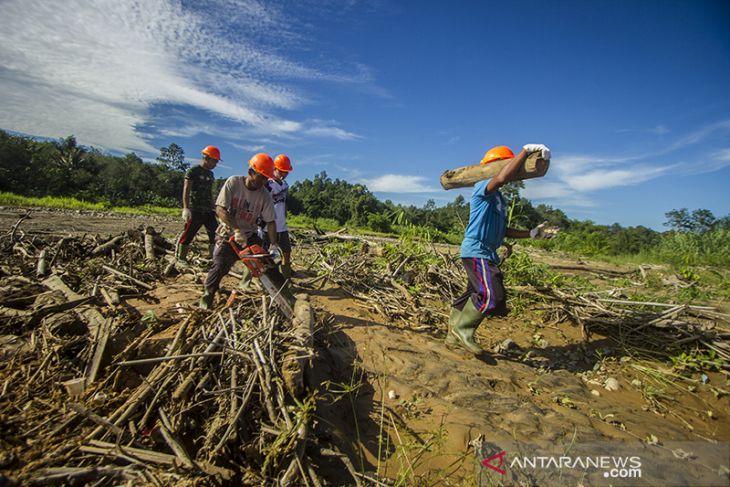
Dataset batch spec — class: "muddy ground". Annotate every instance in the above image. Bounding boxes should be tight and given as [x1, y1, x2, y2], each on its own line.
[2, 206, 729, 485]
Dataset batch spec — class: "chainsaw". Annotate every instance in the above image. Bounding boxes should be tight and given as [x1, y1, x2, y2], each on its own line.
[228, 236, 294, 318]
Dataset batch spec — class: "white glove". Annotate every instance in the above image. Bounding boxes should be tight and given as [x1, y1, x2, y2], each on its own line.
[530, 221, 559, 240]
[268, 243, 282, 264]
[523, 144, 551, 160]
[181, 208, 192, 222]
[233, 229, 247, 246]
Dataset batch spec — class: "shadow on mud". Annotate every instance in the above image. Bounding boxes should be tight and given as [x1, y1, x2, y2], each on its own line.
[307, 311, 404, 483]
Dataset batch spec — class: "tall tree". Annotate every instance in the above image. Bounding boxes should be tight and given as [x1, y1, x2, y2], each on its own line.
[157, 143, 188, 172]
[665, 208, 717, 233]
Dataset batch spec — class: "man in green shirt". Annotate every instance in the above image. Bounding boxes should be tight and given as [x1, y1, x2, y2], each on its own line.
[176, 145, 220, 266]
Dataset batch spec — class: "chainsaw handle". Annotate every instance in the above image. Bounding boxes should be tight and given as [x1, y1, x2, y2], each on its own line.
[228, 237, 270, 260]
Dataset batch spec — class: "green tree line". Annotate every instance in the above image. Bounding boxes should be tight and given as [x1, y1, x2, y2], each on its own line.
[2, 130, 728, 265]
[0, 130, 201, 207]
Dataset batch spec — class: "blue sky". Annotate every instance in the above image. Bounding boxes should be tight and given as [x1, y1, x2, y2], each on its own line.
[1, 0, 729, 230]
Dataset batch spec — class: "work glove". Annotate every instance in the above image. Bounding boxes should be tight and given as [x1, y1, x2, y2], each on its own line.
[233, 229, 247, 246]
[268, 243, 282, 264]
[523, 144, 551, 160]
[530, 221, 560, 240]
[181, 208, 192, 222]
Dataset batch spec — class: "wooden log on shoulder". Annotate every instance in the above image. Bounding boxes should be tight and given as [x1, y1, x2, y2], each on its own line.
[440, 152, 549, 190]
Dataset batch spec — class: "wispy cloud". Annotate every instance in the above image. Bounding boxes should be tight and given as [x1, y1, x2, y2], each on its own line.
[616, 124, 670, 135]
[361, 174, 441, 193]
[527, 120, 730, 209]
[0, 0, 367, 154]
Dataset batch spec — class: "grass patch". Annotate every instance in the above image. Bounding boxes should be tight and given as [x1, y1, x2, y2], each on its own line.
[0, 191, 177, 217]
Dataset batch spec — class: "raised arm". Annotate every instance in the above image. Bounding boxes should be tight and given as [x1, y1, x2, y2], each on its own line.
[486, 149, 528, 193]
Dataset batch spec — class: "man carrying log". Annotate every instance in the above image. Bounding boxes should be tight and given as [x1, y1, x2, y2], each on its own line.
[446, 144, 558, 355]
[176, 145, 221, 267]
[199, 153, 281, 310]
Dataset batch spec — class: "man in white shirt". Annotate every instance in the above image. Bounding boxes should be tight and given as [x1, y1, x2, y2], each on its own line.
[269, 154, 294, 280]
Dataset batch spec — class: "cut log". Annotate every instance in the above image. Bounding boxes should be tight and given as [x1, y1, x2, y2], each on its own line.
[144, 227, 156, 261]
[440, 152, 549, 190]
[42, 275, 115, 388]
[281, 295, 314, 397]
[36, 249, 48, 277]
[91, 235, 125, 256]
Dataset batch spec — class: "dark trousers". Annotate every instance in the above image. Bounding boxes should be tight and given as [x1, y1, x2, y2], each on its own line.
[452, 257, 508, 316]
[204, 234, 264, 296]
[178, 210, 217, 245]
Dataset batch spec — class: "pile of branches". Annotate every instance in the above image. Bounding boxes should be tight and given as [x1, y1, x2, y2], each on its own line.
[543, 287, 730, 367]
[302, 234, 730, 369]
[300, 233, 464, 332]
[0, 222, 332, 485]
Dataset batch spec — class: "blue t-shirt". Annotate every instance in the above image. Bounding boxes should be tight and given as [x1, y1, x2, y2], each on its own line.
[460, 180, 507, 263]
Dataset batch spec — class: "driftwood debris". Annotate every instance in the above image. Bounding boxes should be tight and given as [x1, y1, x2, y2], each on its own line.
[440, 151, 549, 189]
[144, 226, 156, 261]
[1, 226, 325, 485]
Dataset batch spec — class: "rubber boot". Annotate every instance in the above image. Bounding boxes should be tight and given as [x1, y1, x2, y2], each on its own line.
[175, 244, 190, 269]
[281, 262, 292, 281]
[448, 299, 484, 354]
[238, 267, 252, 290]
[445, 307, 461, 346]
[199, 290, 214, 310]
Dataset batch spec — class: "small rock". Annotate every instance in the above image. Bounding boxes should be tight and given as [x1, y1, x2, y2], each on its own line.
[700, 374, 709, 384]
[631, 379, 642, 387]
[496, 339, 517, 353]
[0, 451, 15, 468]
[387, 390, 398, 400]
[591, 389, 601, 397]
[604, 378, 620, 392]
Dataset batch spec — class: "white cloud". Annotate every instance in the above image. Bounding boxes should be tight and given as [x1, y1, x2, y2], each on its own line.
[0, 0, 364, 154]
[563, 165, 674, 192]
[303, 125, 361, 140]
[714, 148, 730, 162]
[362, 174, 441, 193]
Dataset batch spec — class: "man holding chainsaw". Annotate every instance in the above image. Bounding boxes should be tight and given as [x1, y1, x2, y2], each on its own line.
[446, 144, 558, 356]
[199, 153, 281, 310]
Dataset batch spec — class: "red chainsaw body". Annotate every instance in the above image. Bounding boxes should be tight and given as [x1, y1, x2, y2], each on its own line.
[228, 240, 270, 277]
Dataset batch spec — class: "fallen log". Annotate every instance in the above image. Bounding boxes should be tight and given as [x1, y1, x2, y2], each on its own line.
[91, 235, 125, 256]
[144, 227, 156, 261]
[440, 152, 549, 190]
[36, 249, 48, 277]
[282, 295, 314, 397]
[102, 265, 154, 290]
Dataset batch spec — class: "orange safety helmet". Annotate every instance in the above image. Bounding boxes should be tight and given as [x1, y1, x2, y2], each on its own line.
[480, 145, 514, 165]
[274, 154, 292, 172]
[201, 145, 221, 161]
[248, 153, 275, 179]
